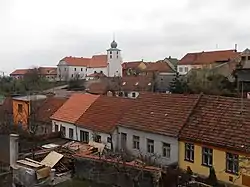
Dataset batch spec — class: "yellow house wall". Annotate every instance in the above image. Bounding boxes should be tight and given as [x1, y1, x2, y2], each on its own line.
[12, 99, 30, 129]
[178, 141, 245, 187]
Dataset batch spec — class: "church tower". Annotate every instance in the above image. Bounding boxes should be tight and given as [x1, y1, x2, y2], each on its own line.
[107, 40, 122, 77]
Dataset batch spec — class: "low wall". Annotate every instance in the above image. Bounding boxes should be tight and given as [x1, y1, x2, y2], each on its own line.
[74, 157, 157, 187]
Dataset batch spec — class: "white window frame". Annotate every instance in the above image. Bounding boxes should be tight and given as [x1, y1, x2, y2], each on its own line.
[133, 135, 140, 150]
[147, 139, 154, 153]
[162, 142, 171, 158]
[185, 143, 194, 162]
[226, 152, 239, 174]
[202, 147, 213, 167]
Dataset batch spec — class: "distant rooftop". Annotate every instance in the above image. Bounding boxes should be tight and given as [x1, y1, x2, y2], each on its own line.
[13, 95, 47, 101]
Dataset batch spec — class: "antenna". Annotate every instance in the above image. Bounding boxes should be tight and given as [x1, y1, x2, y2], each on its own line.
[235, 44, 238, 52]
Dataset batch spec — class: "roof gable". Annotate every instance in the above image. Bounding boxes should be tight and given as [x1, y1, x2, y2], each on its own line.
[51, 93, 99, 123]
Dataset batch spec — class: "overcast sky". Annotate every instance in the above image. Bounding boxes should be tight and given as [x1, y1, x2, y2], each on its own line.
[1, 0, 250, 74]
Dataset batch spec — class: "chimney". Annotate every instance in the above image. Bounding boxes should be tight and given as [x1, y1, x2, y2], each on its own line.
[9, 134, 19, 167]
[235, 44, 238, 52]
[169, 56, 171, 59]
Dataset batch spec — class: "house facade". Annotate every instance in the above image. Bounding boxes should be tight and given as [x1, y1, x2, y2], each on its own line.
[57, 40, 122, 81]
[117, 93, 199, 166]
[10, 67, 57, 81]
[178, 95, 250, 187]
[178, 49, 240, 75]
[12, 95, 47, 130]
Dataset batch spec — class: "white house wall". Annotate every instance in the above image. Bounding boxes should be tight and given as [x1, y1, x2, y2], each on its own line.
[52, 120, 118, 149]
[86, 67, 108, 76]
[117, 126, 179, 166]
[177, 65, 192, 75]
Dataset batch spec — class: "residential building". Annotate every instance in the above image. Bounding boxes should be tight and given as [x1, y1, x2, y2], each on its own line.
[57, 40, 122, 81]
[178, 49, 240, 75]
[34, 97, 67, 135]
[117, 93, 199, 166]
[12, 95, 47, 129]
[10, 67, 57, 81]
[86, 76, 153, 98]
[51, 93, 99, 140]
[75, 95, 133, 149]
[122, 61, 147, 76]
[179, 95, 250, 187]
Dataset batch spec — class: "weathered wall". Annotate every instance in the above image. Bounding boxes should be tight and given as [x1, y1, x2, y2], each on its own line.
[0, 135, 10, 164]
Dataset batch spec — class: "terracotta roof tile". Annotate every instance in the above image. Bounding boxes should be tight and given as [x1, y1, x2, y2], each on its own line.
[122, 61, 144, 69]
[10, 69, 29, 75]
[120, 76, 153, 91]
[61, 55, 108, 68]
[38, 67, 57, 75]
[61, 57, 90, 66]
[179, 95, 250, 153]
[88, 55, 108, 68]
[76, 96, 133, 133]
[179, 49, 240, 65]
[35, 97, 67, 123]
[143, 61, 174, 73]
[119, 93, 200, 137]
[51, 93, 99, 123]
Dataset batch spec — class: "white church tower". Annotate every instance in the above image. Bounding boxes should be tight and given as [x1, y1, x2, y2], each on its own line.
[107, 40, 122, 77]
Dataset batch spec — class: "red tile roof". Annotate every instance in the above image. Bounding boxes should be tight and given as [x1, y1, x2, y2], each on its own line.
[86, 82, 108, 95]
[122, 61, 144, 69]
[143, 61, 175, 73]
[120, 76, 153, 91]
[179, 49, 240, 65]
[51, 93, 99, 123]
[179, 95, 250, 153]
[76, 96, 133, 133]
[35, 97, 67, 123]
[38, 67, 57, 75]
[119, 93, 200, 137]
[10, 69, 29, 76]
[88, 55, 108, 68]
[61, 55, 108, 68]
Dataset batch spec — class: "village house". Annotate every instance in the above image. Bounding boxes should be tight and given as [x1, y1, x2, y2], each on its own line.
[122, 60, 147, 76]
[178, 49, 240, 75]
[57, 40, 122, 81]
[12, 94, 47, 129]
[117, 93, 199, 166]
[10, 67, 57, 81]
[51, 93, 132, 149]
[75, 95, 133, 149]
[34, 97, 67, 135]
[86, 76, 153, 98]
[51, 93, 99, 140]
[178, 94, 250, 187]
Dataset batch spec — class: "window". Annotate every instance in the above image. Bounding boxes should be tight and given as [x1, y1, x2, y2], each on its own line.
[81, 68, 83, 71]
[80, 130, 89, 143]
[162, 143, 171, 158]
[132, 92, 136, 98]
[110, 51, 112, 54]
[121, 133, 127, 148]
[248, 56, 250, 60]
[242, 56, 246, 61]
[55, 124, 58, 132]
[133, 135, 140, 149]
[147, 139, 154, 153]
[179, 67, 183, 72]
[185, 143, 194, 162]
[69, 128, 74, 139]
[202, 147, 213, 167]
[61, 126, 66, 137]
[118, 92, 123, 97]
[124, 92, 128, 97]
[74, 68, 76, 71]
[226, 152, 239, 174]
[117, 51, 119, 54]
[18, 104, 23, 113]
[94, 134, 101, 143]
[184, 67, 188, 72]
[71, 74, 73, 78]
[110, 55, 112, 59]
[107, 137, 112, 143]
[65, 68, 66, 71]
